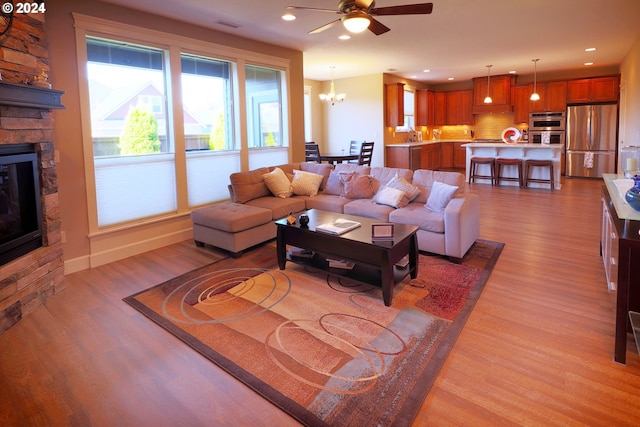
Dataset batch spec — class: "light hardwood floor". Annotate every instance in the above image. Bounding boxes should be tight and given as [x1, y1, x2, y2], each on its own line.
[1, 177, 639, 426]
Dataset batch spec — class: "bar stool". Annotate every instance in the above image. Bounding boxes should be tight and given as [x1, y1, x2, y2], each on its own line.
[468, 157, 496, 185]
[523, 159, 554, 190]
[495, 158, 523, 188]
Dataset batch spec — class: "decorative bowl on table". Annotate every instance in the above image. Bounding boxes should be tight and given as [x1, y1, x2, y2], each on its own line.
[501, 127, 521, 144]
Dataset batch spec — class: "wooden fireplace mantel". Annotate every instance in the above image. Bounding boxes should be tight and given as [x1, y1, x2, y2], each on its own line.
[0, 80, 65, 110]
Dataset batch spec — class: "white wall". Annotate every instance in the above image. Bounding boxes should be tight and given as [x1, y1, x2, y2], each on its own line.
[322, 74, 385, 167]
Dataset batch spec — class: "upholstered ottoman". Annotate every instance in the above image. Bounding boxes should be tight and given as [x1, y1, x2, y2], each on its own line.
[190, 203, 274, 255]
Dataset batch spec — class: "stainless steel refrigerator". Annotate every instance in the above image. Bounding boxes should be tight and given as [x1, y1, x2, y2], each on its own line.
[566, 104, 617, 177]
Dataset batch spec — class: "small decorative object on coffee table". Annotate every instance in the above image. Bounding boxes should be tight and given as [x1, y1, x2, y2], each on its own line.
[372, 223, 395, 241]
[625, 174, 640, 211]
[298, 213, 309, 227]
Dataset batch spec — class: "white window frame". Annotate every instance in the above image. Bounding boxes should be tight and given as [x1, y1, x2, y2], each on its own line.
[73, 13, 292, 236]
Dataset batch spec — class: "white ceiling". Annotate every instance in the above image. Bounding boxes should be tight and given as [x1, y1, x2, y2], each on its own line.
[100, 0, 640, 83]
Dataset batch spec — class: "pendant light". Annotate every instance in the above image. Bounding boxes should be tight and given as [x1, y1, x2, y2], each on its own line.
[530, 59, 540, 101]
[319, 66, 346, 105]
[483, 65, 493, 104]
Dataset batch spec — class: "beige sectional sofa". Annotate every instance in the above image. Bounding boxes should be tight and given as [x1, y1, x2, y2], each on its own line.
[191, 162, 480, 261]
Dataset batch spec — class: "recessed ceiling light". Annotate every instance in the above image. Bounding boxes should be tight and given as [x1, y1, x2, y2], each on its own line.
[447, 77, 455, 81]
[584, 62, 594, 66]
[423, 69, 430, 73]
[281, 13, 296, 21]
[585, 47, 596, 52]
[410, 75, 417, 79]
[338, 34, 350, 40]
[509, 70, 517, 74]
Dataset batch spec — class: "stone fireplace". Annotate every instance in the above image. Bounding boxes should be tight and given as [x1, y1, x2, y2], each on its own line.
[0, 81, 65, 335]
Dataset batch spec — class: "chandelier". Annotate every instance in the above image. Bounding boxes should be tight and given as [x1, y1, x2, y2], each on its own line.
[319, 66, 345, 105]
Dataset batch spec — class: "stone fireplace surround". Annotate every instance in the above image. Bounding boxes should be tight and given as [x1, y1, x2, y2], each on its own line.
[0, 81, 65, 335]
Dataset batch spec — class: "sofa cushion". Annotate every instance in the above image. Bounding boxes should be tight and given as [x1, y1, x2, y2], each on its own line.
[263, 167, 293, 198]
[412, 170, 465, 203]
[343, 199, 394, 221]
[426, 181, 459, 213]
[304, 193, 352, 213]
[299, 162, 333, 190]
[389, 203, 445, 234]
[246, 196, 306, 220]
[334, 163, 371, 175]
[291, 170, 324, 196]
[369, 167, 413, 193]
[191, 203, 272, 233]
[229, 167, 272, 203]
[340, 173, 374, 199]
[323, 171, 344, 195]
[373, 186, 410, 208]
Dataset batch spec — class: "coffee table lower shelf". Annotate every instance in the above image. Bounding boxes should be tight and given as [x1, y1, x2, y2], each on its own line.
[286, 252, 414, 291]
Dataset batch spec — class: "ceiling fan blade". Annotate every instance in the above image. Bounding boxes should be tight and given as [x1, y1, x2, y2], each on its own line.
[367, 17, 391, 35]
[355, 0, 375, 9]
[309, 19, 341, 34]
[371, 3, 433, 16]
[286, 6, 340, 14]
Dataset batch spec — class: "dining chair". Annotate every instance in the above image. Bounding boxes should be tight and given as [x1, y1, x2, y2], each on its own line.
[358, 141, 374, 166]
[348, 140, 365, 164]
[304, 142, 321, 163]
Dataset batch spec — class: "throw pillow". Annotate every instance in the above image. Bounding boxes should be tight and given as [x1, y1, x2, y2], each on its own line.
[323, 171, 343, 195]
[386, 174, 421, 201]
[291, 169, 324, 197]
[373, 186, 410, 208]
[426, 181, 459, 212]
[263, 167, 292, 198]
[340, 173, 374, 199]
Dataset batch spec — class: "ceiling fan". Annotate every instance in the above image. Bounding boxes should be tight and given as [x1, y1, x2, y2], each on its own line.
[285, 0, 434, 36]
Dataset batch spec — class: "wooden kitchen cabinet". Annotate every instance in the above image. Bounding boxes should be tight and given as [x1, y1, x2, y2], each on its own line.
[453, 142, 467, 169]
[511, 84, 530, 124]
[385, 83, 405, 127]
[472, 74, 515, 113]
[421, 142, 441, 170]
[438, 90, 474, 126]
[567, 76, 619, 103]
[435, 91, 447, 125]
[529, 80, 567, 112]
[385, 143, 441, 171]
[415, 89, 435, 126]
[440, 142, 453, 168]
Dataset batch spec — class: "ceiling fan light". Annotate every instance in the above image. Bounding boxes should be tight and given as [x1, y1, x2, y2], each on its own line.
[281, 13, 296, 21]
[342, 15, 370, 33]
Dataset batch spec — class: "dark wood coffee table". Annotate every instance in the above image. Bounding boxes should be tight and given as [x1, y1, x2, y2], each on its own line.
[275, 209, 419, 306]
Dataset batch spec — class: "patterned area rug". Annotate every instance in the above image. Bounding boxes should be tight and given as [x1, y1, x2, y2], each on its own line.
[124, 239, 503, 426]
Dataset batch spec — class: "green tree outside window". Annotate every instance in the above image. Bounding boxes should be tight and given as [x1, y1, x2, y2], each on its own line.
[119, 106, 161, 155]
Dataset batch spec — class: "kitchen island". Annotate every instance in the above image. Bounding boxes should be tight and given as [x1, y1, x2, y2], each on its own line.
[462, 142, 563, 190]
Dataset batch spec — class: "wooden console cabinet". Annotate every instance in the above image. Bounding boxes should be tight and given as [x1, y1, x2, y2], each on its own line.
[601, 176, 640, 364]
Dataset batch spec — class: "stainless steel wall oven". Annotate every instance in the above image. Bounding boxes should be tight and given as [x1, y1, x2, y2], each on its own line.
[529, 112, 566, 144]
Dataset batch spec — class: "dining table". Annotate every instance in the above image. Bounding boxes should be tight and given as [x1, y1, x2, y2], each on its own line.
[318, 152, 359, 164]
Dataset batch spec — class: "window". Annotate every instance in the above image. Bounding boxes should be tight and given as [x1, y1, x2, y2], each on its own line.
[181, 54, 233, 151]
[397, 88, 415, 131]
[75, 14, 292, 233]
[182, 53, 238, 206]
[245, 65, 284, 148]
[86, 37, 177, 227]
